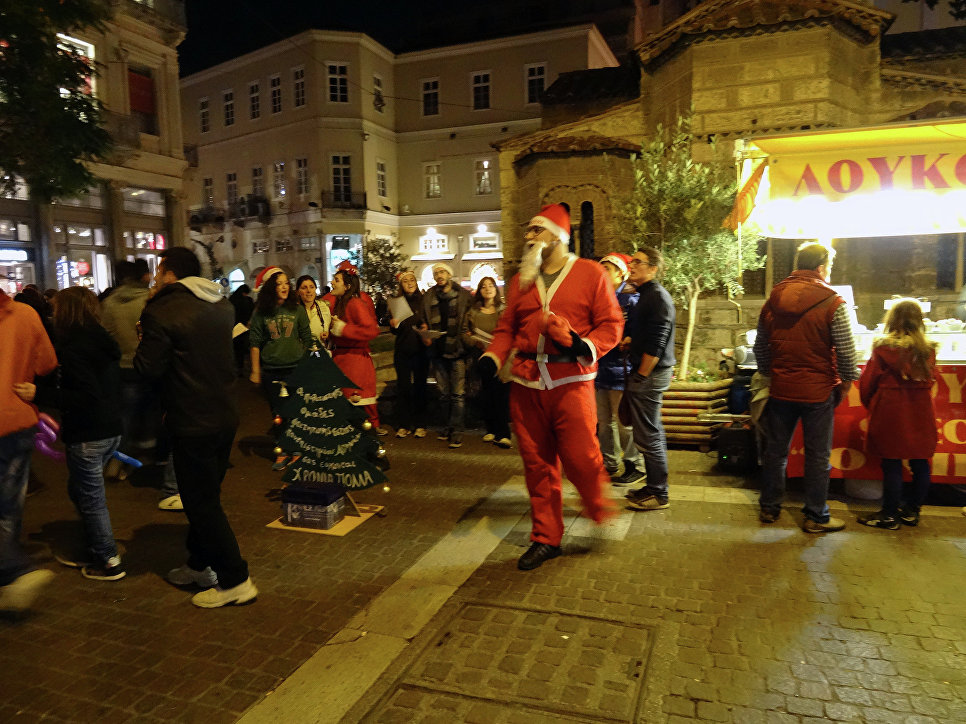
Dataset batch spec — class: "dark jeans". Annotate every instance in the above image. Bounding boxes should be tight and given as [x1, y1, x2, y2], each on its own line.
[119, 375, 161, 454]
[172, 428, 249, 588]
[760, 393, 836, 523]
[394, 348, 429, 429]
[432, 357, 467, 433]
[881, 458, 931, 516]
[0, 429, 35, 586]
[626, 366, 673, 499]
[66, 436, 122, 564]
[480, 371, 511, 439]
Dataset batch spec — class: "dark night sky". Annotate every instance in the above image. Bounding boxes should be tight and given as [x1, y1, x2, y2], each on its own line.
[177, 0, 627, 76]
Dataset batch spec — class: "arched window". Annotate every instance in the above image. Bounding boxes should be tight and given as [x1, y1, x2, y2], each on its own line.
[579, 201, 595, 258]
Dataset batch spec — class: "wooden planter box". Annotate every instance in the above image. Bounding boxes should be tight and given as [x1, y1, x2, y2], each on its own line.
[662, 377, 733, 446]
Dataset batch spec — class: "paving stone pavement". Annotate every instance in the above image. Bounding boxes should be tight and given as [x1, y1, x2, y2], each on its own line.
[3, 381, 966, 723]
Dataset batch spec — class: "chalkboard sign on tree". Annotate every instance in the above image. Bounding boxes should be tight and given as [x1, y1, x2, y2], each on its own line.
[276, 349, 389, 495]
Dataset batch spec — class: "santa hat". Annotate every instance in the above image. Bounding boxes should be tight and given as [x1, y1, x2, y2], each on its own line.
[396, 269, 417, 282]
[529, 203, 570, 242]
[337, 260, 359, 275]
[254, 266, 284, 292]
[600, 253, 632, 283]
[431, 262, 454, 276]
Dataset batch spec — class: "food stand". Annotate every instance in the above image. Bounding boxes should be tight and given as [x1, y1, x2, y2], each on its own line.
[735, 119, 966, 483]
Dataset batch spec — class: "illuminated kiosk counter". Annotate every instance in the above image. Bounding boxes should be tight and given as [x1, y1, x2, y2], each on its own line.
[788, 340, 966, 483]
[731, 118, 966, 483]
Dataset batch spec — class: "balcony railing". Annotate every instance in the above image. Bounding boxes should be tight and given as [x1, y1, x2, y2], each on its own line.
[187, 206, 226, 226]
[321, 191, 367, 210]
[112, 0, 186, 32]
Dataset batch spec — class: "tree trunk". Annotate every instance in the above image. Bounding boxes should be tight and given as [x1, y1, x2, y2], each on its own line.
[678, 287, 700, 381]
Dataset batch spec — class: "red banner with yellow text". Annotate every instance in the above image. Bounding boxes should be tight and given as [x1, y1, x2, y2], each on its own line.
[788, 364, 966, 482]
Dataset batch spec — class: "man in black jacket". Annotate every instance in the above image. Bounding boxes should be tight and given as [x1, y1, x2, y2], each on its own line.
[134, 247, 257, 608]
[624, 247, 676, 512]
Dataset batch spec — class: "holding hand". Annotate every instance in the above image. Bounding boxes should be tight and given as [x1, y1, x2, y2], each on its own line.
[250, 369, 261, 385]
[13, 382, 36, 402]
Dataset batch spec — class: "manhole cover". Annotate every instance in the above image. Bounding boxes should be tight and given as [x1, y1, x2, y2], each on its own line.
[366, 603, 654, 723]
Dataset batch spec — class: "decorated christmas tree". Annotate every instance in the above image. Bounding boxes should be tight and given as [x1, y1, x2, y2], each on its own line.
[276, 349, 389, 493]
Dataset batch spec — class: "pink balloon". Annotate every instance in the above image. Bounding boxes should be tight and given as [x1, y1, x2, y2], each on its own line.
[38, 413, 59, 433]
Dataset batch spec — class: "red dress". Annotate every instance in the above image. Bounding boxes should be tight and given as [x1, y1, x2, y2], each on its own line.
[859, 340, 937, 460]
[327, 295, 380, 426]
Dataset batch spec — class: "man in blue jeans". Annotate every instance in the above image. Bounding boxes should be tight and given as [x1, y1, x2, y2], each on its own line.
[753, 242, 859, 532]
[0, 286, 58, 611]
[624, 247, 677, 511]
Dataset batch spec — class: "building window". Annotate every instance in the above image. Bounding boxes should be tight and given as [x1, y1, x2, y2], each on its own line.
[223, 90, 234, 126]
[331, 155, 351, 202]
[419, 233, 448, 253]
[471, 71, 490, 110]
[469, 232, 499, 251]
[526, 63, 546, 104]
[275, 239, 293, 253]
[202, 177, 213, 207]
[373, 75, 385, 112]
[249, 81, 260, 120]
[475, 159, 492, 195]
[424, 163, 441, 199]
[299, 236, 319, 251]
[273, 161, 286, 198]
[328, 63, 348, 103]
[226, 172, 238, 206]
[199, 98, 209, 133]
[422, 78, 439, 116]
[252, 240, 270, 254]
[252, 166, 264, 197]
[270, 75, 281, 113]
[296, 157, 309, 196]
[128, 66, 157, 134]
[293, 67, 306, 108]
[376, 160, 387, 198]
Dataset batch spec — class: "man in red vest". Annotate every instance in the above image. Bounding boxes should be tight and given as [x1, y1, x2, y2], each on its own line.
[479, 204, 623, 570]
[753, 242, 859, 532]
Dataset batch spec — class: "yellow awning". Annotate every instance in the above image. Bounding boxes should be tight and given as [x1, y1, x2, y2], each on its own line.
[743, 119, 966, 239]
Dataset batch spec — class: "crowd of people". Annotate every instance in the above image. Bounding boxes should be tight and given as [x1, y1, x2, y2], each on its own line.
[0, 206, 946, 611]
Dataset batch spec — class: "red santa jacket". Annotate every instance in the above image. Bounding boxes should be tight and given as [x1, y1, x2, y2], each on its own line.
[482, 255, 623, 390]
[327, 295, 380, 405]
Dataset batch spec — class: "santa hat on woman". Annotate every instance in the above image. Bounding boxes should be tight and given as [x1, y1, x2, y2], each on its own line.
[599, 253, 632, 283]
[336, 260, 359, 276]
[254, 266, 284, 292]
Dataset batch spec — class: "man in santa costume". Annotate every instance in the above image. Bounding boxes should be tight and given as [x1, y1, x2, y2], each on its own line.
[478, 204, 624, 570]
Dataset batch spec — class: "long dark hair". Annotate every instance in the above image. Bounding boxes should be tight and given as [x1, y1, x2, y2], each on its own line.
[333, 270, 361, 318]
[52, 286, 100, 333]
[254, 271, 296, 316]
[878, 298, 938, 381]
[472, 276, 502, 309]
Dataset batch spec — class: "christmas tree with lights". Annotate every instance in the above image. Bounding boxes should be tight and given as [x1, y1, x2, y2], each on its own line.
[276, 349, 389, 499]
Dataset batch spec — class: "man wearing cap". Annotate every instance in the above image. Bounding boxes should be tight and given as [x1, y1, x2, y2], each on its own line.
[595, 253, 646, 487]
[478, 204, 623, 570]
[419, 262, 473, 448]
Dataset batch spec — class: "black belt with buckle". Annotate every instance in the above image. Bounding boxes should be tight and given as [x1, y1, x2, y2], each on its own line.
[517, 352, 578, 363]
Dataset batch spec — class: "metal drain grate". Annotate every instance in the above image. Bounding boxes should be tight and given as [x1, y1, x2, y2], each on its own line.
[364, 603, 655, 723]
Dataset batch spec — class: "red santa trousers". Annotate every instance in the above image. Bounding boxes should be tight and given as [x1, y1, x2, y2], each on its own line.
[509, 380, 613, 546]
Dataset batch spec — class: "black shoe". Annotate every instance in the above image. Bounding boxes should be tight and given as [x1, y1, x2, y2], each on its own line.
[81, 556, 126, 581]
[437, 429, 450, 441]
[518, 542, 562, 571]
[898, 506, 920, 527]
[448, 433, 463, 449]
[759, 509, 779, 524]
[858, 511, 900, 530]
[613, 464, 645, 487]
[624, 486, 648, 502]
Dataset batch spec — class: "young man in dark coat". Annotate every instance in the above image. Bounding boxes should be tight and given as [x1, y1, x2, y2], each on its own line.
[134, 247, 257, 607]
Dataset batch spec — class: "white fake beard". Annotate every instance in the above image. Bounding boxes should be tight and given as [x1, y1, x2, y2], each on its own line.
[518, 240, 545, 290]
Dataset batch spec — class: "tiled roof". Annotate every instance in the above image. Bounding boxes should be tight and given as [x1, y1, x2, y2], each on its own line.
[881, 26, 966, 61]
[512, 133, 639, 164]
[541, 65, 641, 106]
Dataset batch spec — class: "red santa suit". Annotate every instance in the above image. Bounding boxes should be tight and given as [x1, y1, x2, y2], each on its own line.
[483, 255, 624, 546]
[327, 295, 381, 426]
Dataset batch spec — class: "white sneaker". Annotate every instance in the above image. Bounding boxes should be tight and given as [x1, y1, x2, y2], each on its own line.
[191, 577, 258, 608]
[495, 437, 512, 449]
[413, 428, 427, 438]
[0, 569, 54, 612]
[482, 434, 495, 442]
[158, 495, 184, 511]
[396, 428, 411, 438]
[167, 564, 218, 588]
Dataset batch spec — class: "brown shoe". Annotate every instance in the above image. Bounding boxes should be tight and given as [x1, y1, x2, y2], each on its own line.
[802, 516, 845, 533]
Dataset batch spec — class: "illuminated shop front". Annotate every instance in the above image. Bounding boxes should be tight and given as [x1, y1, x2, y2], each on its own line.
[0, 219, 35, 294]
[735, 119, 966, 482]
[53, 224, 111, 292]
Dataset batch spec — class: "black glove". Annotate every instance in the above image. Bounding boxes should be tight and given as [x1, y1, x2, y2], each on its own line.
[567, 330, 592, 359]
[477, 355, 498, 378]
